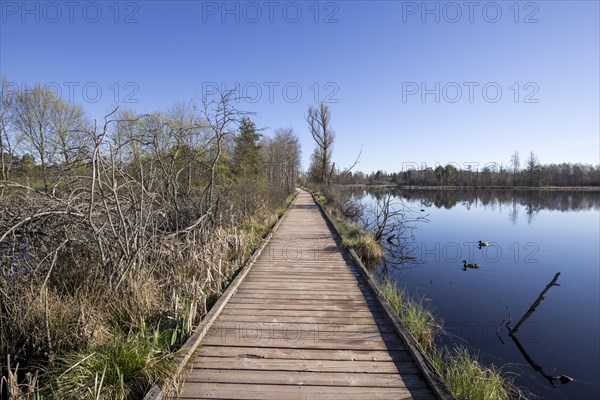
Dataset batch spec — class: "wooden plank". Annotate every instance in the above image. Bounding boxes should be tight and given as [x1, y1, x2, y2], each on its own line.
[214, 315, 386, 325]
[251, 261, 350, 266]
[226, 300, 377, 308]
[251, 264, 351, 269]
[225, 301, 379, 310]
[178, 384, 433, 400]
[233, 292, 375, 301]
[185, 369, 428, 388]
[200, 336, 407, 351]
[244, 276, 360, 282]
[234, 289, 367, 296]
[243, 275, 359, 281]
[251, 267, 352, 273]
[208, 328, 398, 342]
[194, 346, 413, 362]
[221, 309, 377, 318]
[222, 303, 377, 312]
[237, 284, 366, 292]
[192, 357, 414, 373]
[220, 306, 380, 315]
[246, 271, 358, 276]
[206, 324, 400, 337]
[234, 289, 368, 296]
[239, 281, 363, 287]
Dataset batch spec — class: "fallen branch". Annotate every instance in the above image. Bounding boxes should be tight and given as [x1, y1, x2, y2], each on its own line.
[509, 272, 561, 335]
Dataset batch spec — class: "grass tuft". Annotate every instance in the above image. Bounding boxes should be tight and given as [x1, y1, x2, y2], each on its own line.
[46, 332, 174, 400]
[379, 279, 436, 351]
[340, 226, 385, 261]
[432, 347, 516, 400]
[311, 191, 385, 263]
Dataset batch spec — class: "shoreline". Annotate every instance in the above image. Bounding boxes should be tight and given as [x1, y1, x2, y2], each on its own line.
[339, 184, 600, 192]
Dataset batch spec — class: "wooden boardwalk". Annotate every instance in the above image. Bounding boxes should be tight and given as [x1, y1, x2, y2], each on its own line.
[175, 190, 440, 399]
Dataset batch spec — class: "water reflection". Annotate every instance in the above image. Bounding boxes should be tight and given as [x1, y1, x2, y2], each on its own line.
[510, 334, 573, 388]
[502, 272, 573, 388]
[349, 188, 600, 225]
[344, 187, 600, 399]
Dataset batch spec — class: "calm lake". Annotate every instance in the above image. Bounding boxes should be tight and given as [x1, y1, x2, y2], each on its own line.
[353, 188, 600, 400]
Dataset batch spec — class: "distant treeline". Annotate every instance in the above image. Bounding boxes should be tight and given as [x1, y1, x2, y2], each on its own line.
[360, 187, 600, 212]
[337, 153, 599, 188]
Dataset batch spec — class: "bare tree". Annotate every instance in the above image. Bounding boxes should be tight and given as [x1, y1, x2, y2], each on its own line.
[262, 128, 301, 194]
[306, 102, 335, 186]
[167, 101, 205, 196]
[1, 77, 18, 183]
[51, 100, 89, 165]
[12, 86, 61, 191]
[510, 151, 520, 187]
[202, 90, 250, 210]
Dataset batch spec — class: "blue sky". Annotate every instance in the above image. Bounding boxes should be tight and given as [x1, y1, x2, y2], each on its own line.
[1, 0, 598, 173]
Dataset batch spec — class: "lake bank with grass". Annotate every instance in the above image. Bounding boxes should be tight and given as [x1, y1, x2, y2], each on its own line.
[348, 187, 599, 399]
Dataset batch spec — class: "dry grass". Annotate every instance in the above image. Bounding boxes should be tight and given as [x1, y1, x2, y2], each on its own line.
[311, 189, 385, 263]
[1, 188, 295, 399]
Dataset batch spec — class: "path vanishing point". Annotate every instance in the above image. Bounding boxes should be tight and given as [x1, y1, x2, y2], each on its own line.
[171, 189, 450, 400]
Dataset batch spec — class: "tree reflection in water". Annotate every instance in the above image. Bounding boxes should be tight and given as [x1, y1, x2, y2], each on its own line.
[352, 187, 599, 225]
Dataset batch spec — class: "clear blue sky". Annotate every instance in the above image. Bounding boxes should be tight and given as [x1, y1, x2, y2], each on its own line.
[2, 0, 598, 173]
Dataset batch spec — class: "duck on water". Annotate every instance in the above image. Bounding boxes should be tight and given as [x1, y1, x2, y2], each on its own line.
[462, 260, 480, 271]
[478, 240, 491, 248]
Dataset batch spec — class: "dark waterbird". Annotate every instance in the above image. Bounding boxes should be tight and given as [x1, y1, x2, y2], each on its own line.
[462, 260, 480, 271]
[478, 240, 491, 248]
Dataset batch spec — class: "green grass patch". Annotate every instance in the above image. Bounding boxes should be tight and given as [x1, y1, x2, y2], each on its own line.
[241, 221, 271, 238]
[432, 347, 516, 400]
[379, 279, 436, 351]
[377, 278, 518, 400]
[45, 332, 174, 400]
[340, 226, 385, 261]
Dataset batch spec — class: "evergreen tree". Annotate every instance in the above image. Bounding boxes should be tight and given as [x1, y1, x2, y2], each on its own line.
[232, 117, 262, 180]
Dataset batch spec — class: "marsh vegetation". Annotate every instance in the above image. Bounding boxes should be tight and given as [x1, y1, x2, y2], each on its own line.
[0, 82, 300, 398]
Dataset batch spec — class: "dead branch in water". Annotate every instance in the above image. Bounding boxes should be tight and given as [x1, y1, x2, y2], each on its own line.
[508, 272, 561, 335]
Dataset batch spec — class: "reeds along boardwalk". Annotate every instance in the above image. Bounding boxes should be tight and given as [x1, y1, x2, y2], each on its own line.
[174, 190, 441, 399]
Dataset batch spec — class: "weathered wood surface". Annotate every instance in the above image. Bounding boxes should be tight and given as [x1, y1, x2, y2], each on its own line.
[174, 190, 439, 399]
